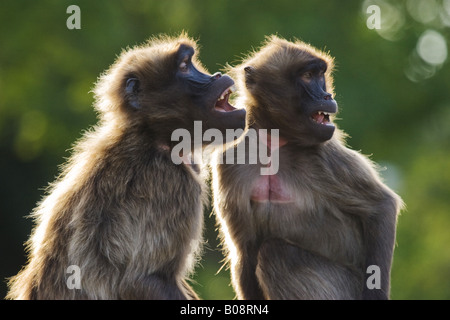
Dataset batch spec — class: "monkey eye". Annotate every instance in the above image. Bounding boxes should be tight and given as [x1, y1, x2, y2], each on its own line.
[301, 71, 313, 82]
[126, 78, 139, 93]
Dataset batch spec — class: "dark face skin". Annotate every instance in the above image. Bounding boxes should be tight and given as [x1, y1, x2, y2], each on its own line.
[296, 59, 337, 142]
[244, 56, 337, 146]
[175, 44, 246, 133]
[296, 58, 338, 143]
[125, 44, 246, 139]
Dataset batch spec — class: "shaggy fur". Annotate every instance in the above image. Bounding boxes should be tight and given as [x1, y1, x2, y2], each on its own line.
[212, 36, 403, 300]
[7, 34, 219, 299]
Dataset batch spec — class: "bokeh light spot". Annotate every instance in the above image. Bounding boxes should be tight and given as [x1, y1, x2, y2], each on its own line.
[417, 29, 447, 65]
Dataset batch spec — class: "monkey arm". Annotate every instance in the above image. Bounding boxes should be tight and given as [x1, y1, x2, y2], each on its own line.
[213, 154, 267, 300]
[118, 274, 190, 300]
[361, 193, 400, 300]
[336, 153, 401, 299]
[256, 238, 363, 300]
[324, 142, 402, 299]
[214, 199, 265, 299]
[232, 242, 265, 300]
[215, 206, 265, 300]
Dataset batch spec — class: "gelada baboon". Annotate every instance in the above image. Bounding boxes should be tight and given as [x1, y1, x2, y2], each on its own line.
[212, 36, 403, 300]
[7, 34, 245, 300]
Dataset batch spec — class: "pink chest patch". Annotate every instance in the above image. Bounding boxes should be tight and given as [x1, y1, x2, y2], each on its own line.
[250, 131, 293, 202]
[250, 174, 293, 202]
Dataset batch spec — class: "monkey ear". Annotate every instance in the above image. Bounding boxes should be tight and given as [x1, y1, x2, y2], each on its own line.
[125, 77, 140, 109]
[244, 66, 256, 87]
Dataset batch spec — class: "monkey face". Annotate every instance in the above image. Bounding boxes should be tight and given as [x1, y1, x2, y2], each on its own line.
[173, 44, 246, 135]
[295, 57, 338, 143]
[238, 36, 338, 147]
[114, 37, 246, 142]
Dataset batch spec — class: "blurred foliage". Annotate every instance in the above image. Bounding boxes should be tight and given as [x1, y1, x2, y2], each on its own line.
[1, 0, 449, 300]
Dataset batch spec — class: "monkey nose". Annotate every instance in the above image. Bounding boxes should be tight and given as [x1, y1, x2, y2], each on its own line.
[212, 72, 222, 80]
[324, 94, 332, 100]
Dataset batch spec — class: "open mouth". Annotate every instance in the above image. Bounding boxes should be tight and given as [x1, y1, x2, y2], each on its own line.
[310, 111, 335, 127]
[214, 85, 236, 112]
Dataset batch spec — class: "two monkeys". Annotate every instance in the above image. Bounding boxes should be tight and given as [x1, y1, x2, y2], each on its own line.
[7, 34, 402, 300]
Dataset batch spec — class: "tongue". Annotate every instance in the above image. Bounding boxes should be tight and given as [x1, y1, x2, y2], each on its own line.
[215, 95, 236, 112]
[313, 112, 325, 123]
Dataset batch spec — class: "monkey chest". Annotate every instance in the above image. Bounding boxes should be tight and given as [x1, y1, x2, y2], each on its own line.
[254, 201, 365, 266]
[248, 171, 364, 264]
[250, 174, 293, 203]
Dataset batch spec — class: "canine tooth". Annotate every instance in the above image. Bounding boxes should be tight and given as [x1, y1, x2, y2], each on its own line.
[229, 85, 236, 93]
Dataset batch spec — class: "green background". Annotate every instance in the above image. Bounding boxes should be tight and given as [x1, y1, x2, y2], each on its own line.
[1, 0, 449, 300]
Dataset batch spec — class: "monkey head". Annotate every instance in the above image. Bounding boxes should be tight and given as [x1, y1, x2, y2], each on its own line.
[235, 35, 338, 147]
[94, 34, 246, 145]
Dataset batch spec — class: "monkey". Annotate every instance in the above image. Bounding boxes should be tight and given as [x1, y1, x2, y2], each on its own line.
[7, 33, 246, 300]
[212, 35, 403, 300]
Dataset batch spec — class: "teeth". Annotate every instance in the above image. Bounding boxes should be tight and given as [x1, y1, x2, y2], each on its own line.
[218, 85, 235, 101]
[311, 110, 335, 125]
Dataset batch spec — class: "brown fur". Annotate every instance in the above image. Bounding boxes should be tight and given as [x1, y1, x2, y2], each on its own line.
[212, 36, 403, 300]
[7, 34, 233, 299]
